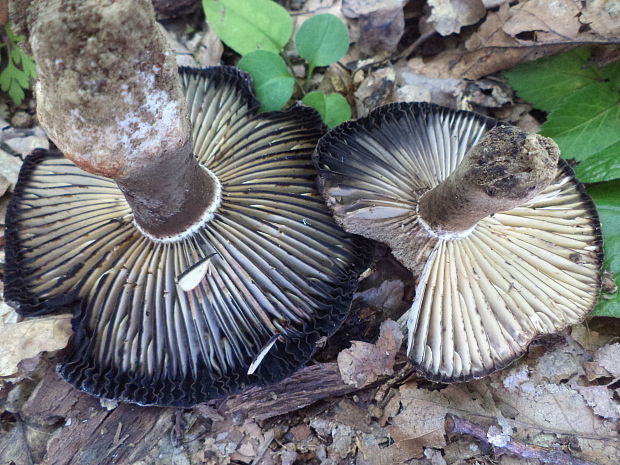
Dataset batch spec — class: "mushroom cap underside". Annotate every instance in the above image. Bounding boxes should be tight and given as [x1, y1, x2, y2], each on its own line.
[4, 67, 370, 406]
[313, 102, 603, 382]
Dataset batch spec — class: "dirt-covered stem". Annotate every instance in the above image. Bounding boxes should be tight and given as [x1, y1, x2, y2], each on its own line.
[9, 0, 217, 239]
[417, 126, 560, 235]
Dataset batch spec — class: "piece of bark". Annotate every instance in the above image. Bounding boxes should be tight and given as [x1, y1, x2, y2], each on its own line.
[220, 363, 360, 421]
[21, 367, 173, 465]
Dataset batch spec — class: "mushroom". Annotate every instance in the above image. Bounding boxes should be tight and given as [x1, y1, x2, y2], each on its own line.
[313, 102, 603, 382]
[4, 0, 368, 406]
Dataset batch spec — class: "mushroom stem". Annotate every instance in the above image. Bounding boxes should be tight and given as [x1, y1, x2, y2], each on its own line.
[10, 0, 218, 239]
[417, 126, 560, 236]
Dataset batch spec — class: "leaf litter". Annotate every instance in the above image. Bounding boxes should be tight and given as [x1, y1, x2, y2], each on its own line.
[1, 0, 620, 464]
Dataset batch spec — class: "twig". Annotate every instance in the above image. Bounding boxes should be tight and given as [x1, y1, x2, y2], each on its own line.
[396, 30, 436, 60]
[373, 359, 412, 407]
[444, 414, 602, 465]
[251, 430, 275, 465]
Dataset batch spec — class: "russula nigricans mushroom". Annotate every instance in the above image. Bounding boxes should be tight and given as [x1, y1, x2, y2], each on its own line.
[4, 0, 368, 406]
[313, 102, 603, 382]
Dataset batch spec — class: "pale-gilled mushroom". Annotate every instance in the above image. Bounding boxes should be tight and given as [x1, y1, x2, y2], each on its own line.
[4, 0, 368, 406]
[314, 102, 603, 382]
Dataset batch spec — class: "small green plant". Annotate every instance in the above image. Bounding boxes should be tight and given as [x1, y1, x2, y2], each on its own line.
[0, 24, 36, 105]
[203, 0, 351, 126]
[505, 48, 620, 317]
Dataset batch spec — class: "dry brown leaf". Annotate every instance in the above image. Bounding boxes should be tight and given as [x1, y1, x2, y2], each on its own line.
[0, 174, 10, 198]
[427, 0, 486, 36]
[342, 0, 407, 55]
[581, 0, 620, 36]
[476, 369, 619, 465]
[571, 324, 613, 352]
[337, 319, 403, 388]
[501, 0, 581, 40]
[354, 66, 396, 115]
[188, 24, 224, 67]
[593, 343, 620, 378]
[528, 340, 584, 384]
[358, 5, 405, 55]
[576, 386, 620, 421]
[0, 302, 72, 377]
[407, 0, 617, 80]
[356, 432, 418, 465]
[0, 148, 23, 190]
[342, 0, 405, 18]
[383, 383, 500, 456]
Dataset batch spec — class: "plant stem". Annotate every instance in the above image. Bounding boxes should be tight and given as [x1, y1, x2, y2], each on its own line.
[445, 414, 601, 465]
[280, 51, 305, 97]
[305, 63, 315, 92]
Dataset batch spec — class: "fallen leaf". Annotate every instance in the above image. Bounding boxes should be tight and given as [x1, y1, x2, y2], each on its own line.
[290, 424, 312, 442]
[353, 66, 395, 115]
[576, 385, 620, 420]
[0, 174, 10, 198]
[427, 0, 486, 36]
[0, 147, 23, 190]
[407, 0, 617, 80]
[188, 24, 224, 67]
[528, 339, 584, 384]
[580, 0, 620, 36]
[501, 0, 581, 40]
[0, 124, 49, 159]
[383, 383, 498, 457]
[356, 432, 415, 465]
[337, 320, 404, 388]
[570, 324, 613, 351]
[474, 373, 619, 464]
[593, 343, 620, 378]
[342, 0, 405, 18]
[395, 67, 461, 107]
[358, 6, 405, 55]
[0, 302, 72, 377]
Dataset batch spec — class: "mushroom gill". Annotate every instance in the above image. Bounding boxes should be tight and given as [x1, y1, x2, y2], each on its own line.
[313, 102, 603, 382]
[5, 67, 369, 406]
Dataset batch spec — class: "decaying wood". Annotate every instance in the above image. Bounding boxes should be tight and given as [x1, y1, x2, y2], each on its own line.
[20, 367, 173, 465]
[445, 413, 603, 465]
[219, 363, 361, 421]
[13, 361, 385, 463]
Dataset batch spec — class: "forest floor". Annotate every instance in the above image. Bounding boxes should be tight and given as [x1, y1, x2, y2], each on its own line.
[0, 1, 619, 464]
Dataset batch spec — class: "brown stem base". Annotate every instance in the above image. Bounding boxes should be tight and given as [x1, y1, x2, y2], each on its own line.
[116, 140, 220, 240]
[418, 126, 560, 235]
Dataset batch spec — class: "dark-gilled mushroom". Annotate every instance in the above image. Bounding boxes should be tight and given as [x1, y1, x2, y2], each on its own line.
[314, 102, 603, 382]
[4, 0, 368, 406]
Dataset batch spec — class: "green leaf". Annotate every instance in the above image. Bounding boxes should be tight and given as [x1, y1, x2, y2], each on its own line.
[10, 47, 21, 65]
[588, 181, 620, 317]
[0, 65, 12, 92]
[8, 80, 24, 105]
[22, 54, 36, 79]
[302, 91, 350, 128]
[203, 0, 292, 55]
[540, 83, 620, 162]
[503, 48, 617, 112]
[238, 50, 294, 112]
[13, 68, 29, 89]
[295, 14, 349, 69]
[574, 141, 620, 184]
